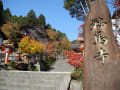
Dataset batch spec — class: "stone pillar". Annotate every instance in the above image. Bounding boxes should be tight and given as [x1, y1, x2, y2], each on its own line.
[83, 0, 120, 90]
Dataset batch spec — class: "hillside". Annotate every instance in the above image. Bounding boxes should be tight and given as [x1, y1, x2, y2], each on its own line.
[20, 26, 49, 43]
[0, 1, 72, 52]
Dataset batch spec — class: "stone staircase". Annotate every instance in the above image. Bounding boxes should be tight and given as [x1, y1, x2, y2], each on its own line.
[0, 71, 71, 90]
[0, 59, 75, 90]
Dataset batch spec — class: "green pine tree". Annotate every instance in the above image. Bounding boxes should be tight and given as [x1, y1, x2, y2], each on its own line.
[0, 0, 5, 26]
[38, 14, 46, 28]
[4, 8, 12, 17]
[27, 9, 37, 26]
[45, 24, 52, 29]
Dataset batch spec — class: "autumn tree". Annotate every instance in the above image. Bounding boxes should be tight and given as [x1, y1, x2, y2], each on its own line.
[46, 29, 56, 41]
[52, 41, 60, 49]
[1, 22, 13, 37]
[45, 42, 55, 55]
[46, 29, 70, 54]
[56, 31, 66, 41]
[1, 22, 22, 47]
[18, 36, 43, 55]
[67, 53, 84, 68]
[60, 38, 72, 49]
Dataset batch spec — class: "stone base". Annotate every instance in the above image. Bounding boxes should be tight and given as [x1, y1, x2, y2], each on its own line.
[69, 80, 83, 90]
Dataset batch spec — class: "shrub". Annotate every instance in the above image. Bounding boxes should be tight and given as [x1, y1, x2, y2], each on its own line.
[7, 61, 38, 71]
[7, 61, 17, 70]
[44, 55, 55, 69]
[70, 67, 83, 81]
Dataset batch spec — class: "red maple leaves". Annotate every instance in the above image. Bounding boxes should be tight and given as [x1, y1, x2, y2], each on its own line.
[64, 50, 84, 68]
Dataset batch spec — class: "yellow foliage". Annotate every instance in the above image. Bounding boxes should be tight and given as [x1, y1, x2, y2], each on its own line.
[61, 38, 72, 49]
[1, 22, 19, 38]
[68, 42, 72, 48]
[18, 36, 43, 55]
[46, 29, 56, 40]
[53, 41, 60, 49]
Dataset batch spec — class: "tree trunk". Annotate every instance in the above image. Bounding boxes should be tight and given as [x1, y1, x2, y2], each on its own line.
[83, 0, 120, 90]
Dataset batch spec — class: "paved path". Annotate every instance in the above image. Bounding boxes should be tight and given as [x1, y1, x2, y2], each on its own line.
[49, 59, 75, 90]
[50, 59, 75, 72]
[0, 59, 75, 90]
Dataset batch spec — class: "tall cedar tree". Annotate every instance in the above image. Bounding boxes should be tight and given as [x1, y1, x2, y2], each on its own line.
[4, 8, 12, 17]
[38, 14, 46, 28]
[0, 0, 5, 26]
[27, 9, 37, 26]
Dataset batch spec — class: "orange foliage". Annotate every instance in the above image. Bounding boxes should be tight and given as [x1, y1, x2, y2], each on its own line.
[45, 42, 55, 55]
[61, 38, 72, 49]
[53, 41, 60, 49]
[46, 29, 56, 40]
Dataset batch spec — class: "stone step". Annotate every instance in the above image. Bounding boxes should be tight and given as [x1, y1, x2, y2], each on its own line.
[0, 75, 64, 83]
[0, 71, 71, 90]
[0, 71, 64, 78]
[0, 77, 60, 86]
[0, 58, 73, 90]
[0, 83, 56, 90]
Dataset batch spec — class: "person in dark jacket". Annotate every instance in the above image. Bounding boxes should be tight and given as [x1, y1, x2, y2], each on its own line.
[30, 57, 34, 71]
[39, 54, 46, 71]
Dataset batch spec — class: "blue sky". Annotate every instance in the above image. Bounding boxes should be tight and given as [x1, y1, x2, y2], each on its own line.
[2, 0, 115, 41]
